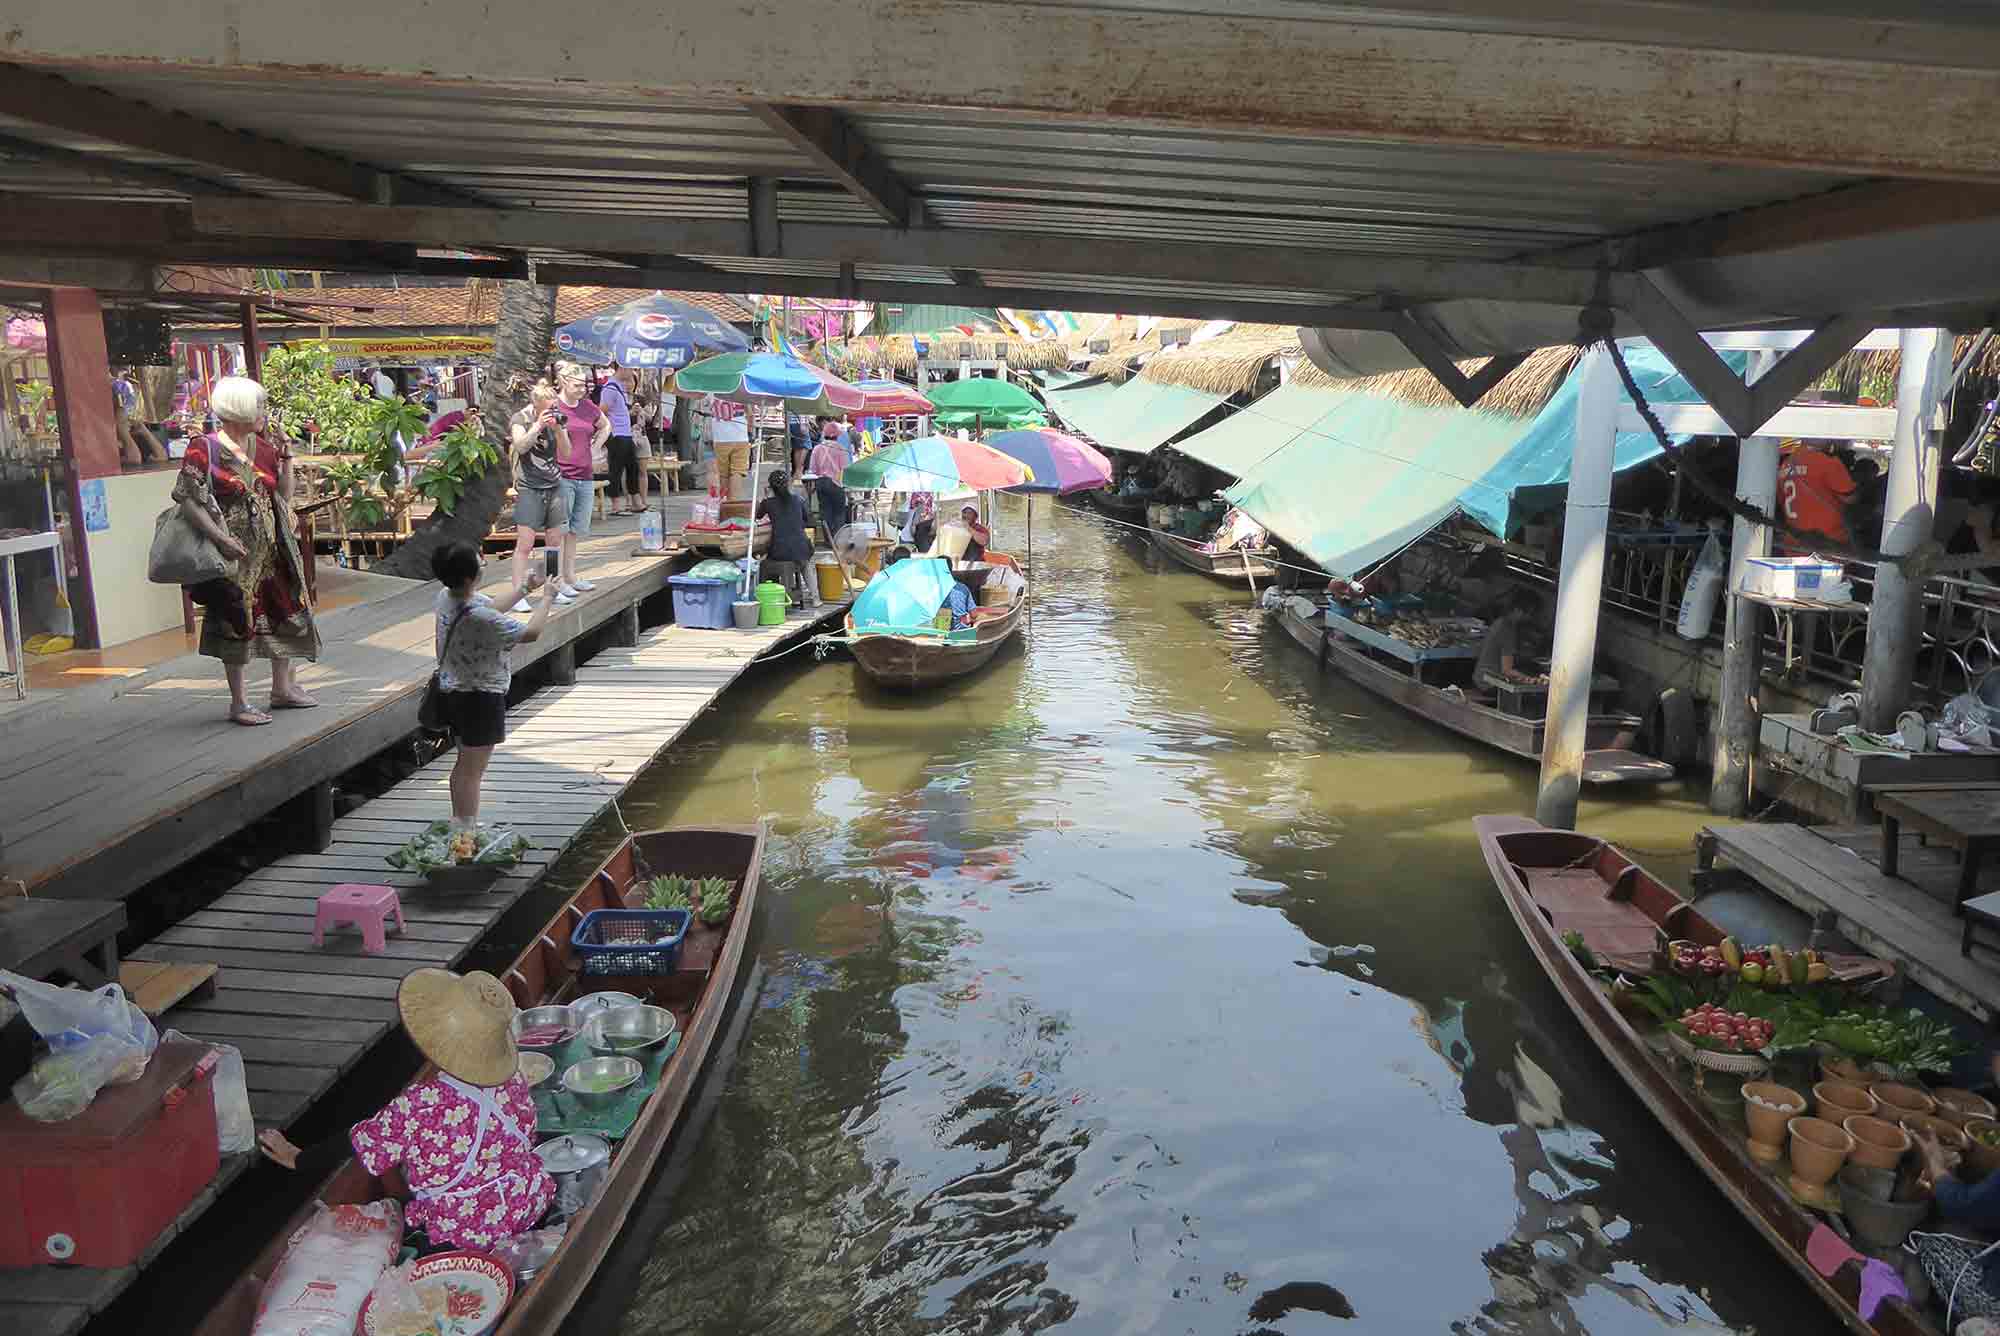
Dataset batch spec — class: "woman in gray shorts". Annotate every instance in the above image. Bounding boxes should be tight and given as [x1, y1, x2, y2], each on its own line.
[507, 382, 569, 612]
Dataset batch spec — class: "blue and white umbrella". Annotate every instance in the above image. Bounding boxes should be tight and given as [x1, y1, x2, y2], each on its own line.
[552, 292, 749, 371]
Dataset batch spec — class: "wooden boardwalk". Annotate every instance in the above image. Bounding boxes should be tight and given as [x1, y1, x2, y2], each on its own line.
[5, 598, 842, 1336]
[1700, 821, 2000, 1022]
[0, 515, 691, 902]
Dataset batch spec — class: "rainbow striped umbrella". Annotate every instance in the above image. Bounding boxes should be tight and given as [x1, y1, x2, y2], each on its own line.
[982, 428, 1113, 495]
[671, 351, 868, 414]
[841, 435, 1032, 493]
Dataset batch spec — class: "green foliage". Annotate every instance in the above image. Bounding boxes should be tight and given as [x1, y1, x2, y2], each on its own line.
[411, 423, 499, 515]
[1559, 930, 1598, 971]
[262, 344, 372, 449]
[15, 379, 55, 435]
[645, 875, 694, 912]
[1817, 1005, 1970, 1075]
[696, 877, 736, 925]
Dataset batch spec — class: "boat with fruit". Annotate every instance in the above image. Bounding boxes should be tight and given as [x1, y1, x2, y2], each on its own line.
[1477, 814, 1948, 1336]
[197, 825, 766, 1336]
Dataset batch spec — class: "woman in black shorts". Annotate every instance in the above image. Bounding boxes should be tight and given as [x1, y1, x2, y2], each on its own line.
[431, 541, 556, 830]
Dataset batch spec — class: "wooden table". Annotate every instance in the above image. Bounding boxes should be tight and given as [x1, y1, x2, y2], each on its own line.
[1876, 787, 2000, 911]
[0, 896, 127, 985]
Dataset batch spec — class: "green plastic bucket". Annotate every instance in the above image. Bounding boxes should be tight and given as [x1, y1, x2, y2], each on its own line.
[755, 581, 790, 625]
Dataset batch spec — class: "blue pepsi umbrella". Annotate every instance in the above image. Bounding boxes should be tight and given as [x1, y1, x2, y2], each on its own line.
[552, 292, 748, 371]
[852, 558, 958, 634]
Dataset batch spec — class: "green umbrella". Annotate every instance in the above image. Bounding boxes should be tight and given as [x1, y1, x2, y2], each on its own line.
[924, 377, 1049, 431]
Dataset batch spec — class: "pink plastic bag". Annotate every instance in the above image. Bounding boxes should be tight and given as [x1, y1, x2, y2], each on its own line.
[250, 1200, 403, 1336]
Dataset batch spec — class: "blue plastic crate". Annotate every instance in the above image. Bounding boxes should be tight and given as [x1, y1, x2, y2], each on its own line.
[571, 908, 691, 976]
[669, 575, 735, 630]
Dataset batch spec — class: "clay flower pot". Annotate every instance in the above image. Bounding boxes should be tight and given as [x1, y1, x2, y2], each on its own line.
[1901, 1112, 1970, 1154]
[1963, 1117, 2000, 1180]
[1933, 1089, 1998, 1129]
[1787, 1116, 1855, 1205]
[1813, 1081, 1878, 1122]
[1742, 1082, 1807, 1162]
[1819, 1053, 1869, 1085]
[1841, 1115, 1912, 1171]
[1870, 1082, 1937, 1119]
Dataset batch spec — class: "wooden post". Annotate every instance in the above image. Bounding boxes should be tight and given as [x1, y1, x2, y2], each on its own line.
[1710, 433, 1778, 815]
[1861, 327, 1952, 731]
[278, 779, 335, 854]
[240, 300, 262, 379]
[548, 641, 577, 685]
[615, 600, 640, 647]
[1535, 346, 1619, 831]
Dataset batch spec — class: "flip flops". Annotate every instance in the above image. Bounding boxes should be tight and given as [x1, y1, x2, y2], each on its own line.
[229, 707, 272, 727]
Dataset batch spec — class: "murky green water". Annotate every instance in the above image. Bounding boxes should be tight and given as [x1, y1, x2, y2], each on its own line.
[567, 499, 1817, 1334]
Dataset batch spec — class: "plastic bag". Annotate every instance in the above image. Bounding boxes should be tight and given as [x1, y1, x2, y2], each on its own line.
[162, 1029, 252, 1153]
[0, 971, 158, 1064]
[251, 1199, 403, 1336]
[11, 1034, 148, 1121]
[361, 1263, 434, 1336]
[1676, 529, 1726, 641]
[385, 820, 531, 873]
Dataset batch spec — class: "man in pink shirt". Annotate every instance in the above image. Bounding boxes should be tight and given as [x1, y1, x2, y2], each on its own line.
[548, 362, 611, 602]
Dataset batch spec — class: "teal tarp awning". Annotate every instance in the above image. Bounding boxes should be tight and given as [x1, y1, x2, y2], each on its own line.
[1171, 381, 1329, 479]
[1044, 376, 1222, 455]
[1223, 389, 1525, 577]
[1455, 341, 1749, 538]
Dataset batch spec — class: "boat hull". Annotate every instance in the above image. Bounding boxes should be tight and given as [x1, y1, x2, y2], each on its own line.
[197, 825, 766, 1336]
[1475, 816, 1936, 1336]
[1277, 601, 1673, 785]
[1147, 521, 1275, 583]
[846, 596, 1025, 689]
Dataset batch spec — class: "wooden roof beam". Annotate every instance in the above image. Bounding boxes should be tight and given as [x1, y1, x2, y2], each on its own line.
[746, 104, 910, 226]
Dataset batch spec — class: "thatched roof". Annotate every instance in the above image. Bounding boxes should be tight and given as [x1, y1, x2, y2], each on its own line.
[827, 331, 1068, 377]
[1081, 318, 1201, 381]
[1136, 324, 1301, 396]
[1820, 333, 2000, 403]
[1291, 344, 1583, 420]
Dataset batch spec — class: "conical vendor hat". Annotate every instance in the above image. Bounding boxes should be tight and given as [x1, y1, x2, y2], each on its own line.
[398, 969, 518, 1087]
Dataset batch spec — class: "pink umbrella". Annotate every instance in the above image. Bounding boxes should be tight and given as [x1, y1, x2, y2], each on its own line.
[853, 379, 933, 415]
[5, 315, 47, 353]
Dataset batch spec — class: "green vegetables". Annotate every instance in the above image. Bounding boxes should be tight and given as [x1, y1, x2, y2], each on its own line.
[644, 873, 735, 925]
[1625, 972, 1970, 1073]
[386, 821, 530, 872]
[644, 875, 694, 911]
[1816, 1006, 1969, 1075]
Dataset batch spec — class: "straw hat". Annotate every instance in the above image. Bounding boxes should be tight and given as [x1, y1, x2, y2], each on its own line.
[397, 969, 518, 1087]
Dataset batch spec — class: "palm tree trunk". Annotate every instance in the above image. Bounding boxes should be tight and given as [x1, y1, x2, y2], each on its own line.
[375, 281, 557, 580]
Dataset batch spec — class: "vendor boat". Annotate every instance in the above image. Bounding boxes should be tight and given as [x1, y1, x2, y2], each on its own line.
[197, 825, 765, 1336]
[1147, 518, 1276, 584]
[1275, 597, 1673, 786]
[847, 552, 1028, 689]
[1088, 486, 1152, 521]
[1475, 816, 1938, 1336]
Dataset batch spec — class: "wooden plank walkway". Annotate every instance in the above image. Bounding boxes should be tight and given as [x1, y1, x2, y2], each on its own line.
[1700, 821, 2000, 1022]
[2, 599, 843, 1335]
[0, 514, 693, 902]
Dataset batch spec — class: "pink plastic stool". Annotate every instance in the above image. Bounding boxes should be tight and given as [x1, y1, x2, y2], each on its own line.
[313, 883, 405, 954]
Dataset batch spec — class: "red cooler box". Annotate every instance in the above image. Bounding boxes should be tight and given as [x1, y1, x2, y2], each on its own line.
[0, 1039, 219, 1267]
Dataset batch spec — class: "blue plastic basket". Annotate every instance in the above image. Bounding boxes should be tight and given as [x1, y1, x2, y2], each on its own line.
[668, 575, 735, 630]
[571, 908, 691, 976]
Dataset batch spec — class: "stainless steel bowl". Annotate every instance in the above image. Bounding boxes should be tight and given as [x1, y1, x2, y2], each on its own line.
[582, 1004, 677, 1057]
[561, 1056, 642, 1111]
[516, 1050, 556, 1088]
[510, 1004, 578, 1051]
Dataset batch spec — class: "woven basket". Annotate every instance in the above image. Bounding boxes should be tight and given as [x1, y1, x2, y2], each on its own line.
[1668, 1029, 1770, 1076]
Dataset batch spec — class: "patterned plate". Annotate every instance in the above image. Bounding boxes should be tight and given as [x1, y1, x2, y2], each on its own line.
[359, 1250, 516, 1336]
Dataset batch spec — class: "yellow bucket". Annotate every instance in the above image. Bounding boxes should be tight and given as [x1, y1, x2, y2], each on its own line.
[815, 560, 848, 602]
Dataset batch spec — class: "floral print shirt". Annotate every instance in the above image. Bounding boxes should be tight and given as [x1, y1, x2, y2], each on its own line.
[349, 1073, 555, 1248]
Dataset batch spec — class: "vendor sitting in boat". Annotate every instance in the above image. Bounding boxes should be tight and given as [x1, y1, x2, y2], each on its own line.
[256, 969, 557, 1250]
[1475, 588, 1547, 689]
[956, 504, 990, 564]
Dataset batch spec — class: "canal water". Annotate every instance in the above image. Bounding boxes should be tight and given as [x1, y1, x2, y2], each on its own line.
[555, 498, 1816, 1334]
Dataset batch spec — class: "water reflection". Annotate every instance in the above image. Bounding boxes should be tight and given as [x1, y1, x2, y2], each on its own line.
[589, 499, 1814, 1335]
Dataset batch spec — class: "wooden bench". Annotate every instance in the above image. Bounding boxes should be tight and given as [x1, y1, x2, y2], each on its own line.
[1876, 787, 2000, 912]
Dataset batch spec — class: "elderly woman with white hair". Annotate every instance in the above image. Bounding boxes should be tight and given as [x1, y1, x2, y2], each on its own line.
[175, 374, 322, 726]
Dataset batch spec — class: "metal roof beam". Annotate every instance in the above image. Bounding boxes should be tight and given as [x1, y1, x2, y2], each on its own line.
[174, 199, 1605, 307]
[533, 263, 1385, 332]
[0, 64, 472, 206]
[9, 5, 2000, 180]
[0, 130, 244, 199]
[745, 104, 909, 226]
[1386, 312, 1529, 409]
[748, 177, 780, 257]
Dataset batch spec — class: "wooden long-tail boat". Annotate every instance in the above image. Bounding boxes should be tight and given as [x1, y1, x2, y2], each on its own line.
[197, 825, 765, 1336]
[1147, 518, 1276, 584]
[1088, 486, 1152, 521]
[1276, 597, 1673, 786]
[1475, 815, 1939, 1336]
[847, 552, 1028, 689]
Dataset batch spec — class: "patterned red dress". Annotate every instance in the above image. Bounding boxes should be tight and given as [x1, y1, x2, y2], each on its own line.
[174, 432, 320, 665]
[348, 1073, 556, 1248]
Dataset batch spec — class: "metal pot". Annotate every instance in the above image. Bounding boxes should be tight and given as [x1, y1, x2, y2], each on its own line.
[535, 1133, 611, 1220]
[569, 992, 641, 1026]
[561, 1054, 642, 1113]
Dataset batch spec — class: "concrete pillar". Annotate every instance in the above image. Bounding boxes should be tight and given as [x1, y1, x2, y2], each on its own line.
[43, 287, 117, 648]
[1860, 327, 1952, 730]
[1536, 346, 1620, 830]
[1710, 434, 1779, 814]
